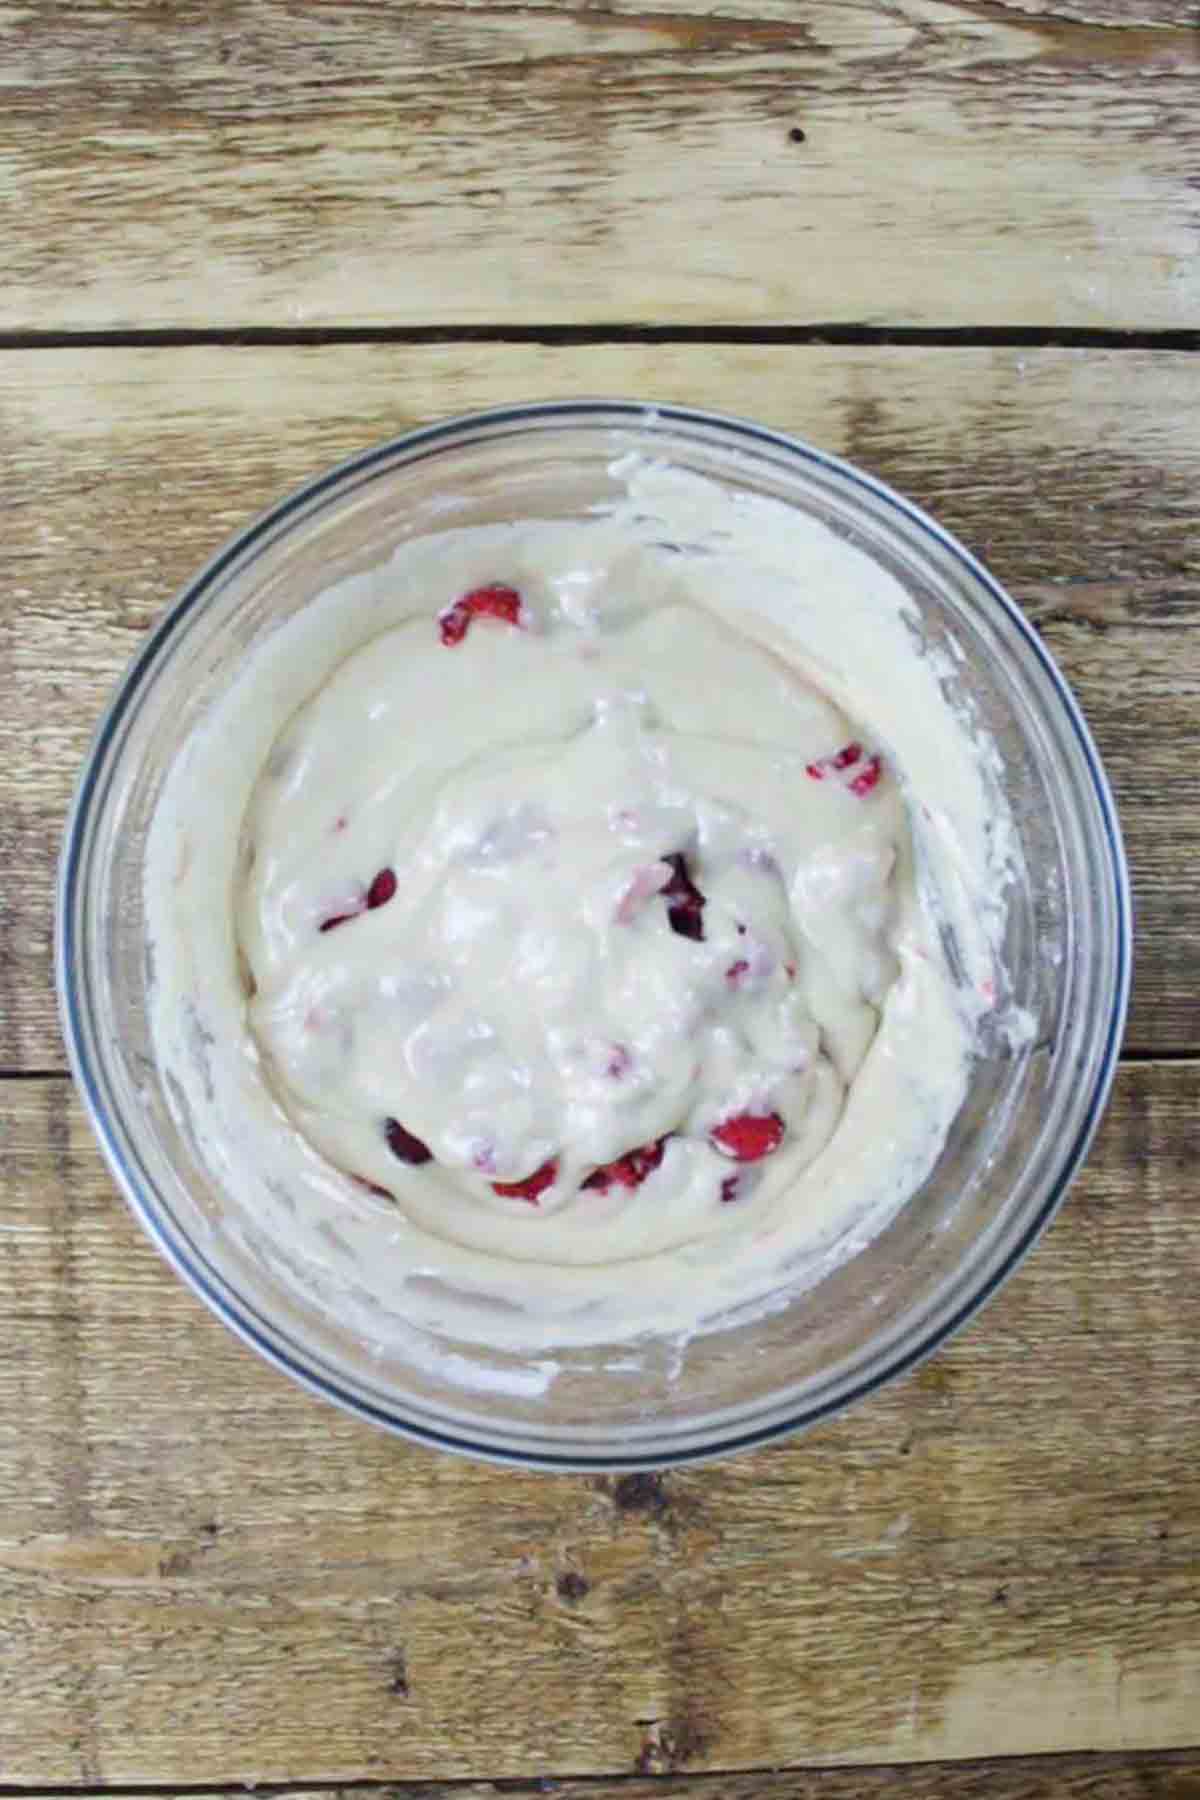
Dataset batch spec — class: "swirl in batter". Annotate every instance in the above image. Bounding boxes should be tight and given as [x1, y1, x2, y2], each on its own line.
[240, 585, 910, 1258]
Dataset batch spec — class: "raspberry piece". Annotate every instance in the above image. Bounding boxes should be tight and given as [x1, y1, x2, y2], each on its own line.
[385, 1118, 433, 1165]
[661, 851, 706, 942]
[668, 904, 704, 940]
[805, 742, 883, 797]
[319, 900, 364, 934]
[320, 866, 397, 933]
[806, 741, 863, 780]
[439, 583, 523, 646]
[581, 1136, 668, 1194]
[849, 755, 883, 797]
[492, 1158, 558, 1203]
[720, 1174, 742, 1204]
[710, 1111, 785, 1162]
[367, 866, 397, 909]
[726, 958, 751, 986]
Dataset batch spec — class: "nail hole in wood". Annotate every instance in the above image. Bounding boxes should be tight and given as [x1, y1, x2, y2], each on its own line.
[789, 126, 807, 144]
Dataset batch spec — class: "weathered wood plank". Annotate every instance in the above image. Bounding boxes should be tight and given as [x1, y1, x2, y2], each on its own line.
[3, 342, 1196, 1068]
[2, 1, 1197, 331]
[17, 1749, 1200, 1800]
[396, 0, 1200, 21]
[1, 1061, 1197, 1783]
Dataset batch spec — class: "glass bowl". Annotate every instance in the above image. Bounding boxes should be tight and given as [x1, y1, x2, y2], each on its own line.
[56, 401, 1131, 1468]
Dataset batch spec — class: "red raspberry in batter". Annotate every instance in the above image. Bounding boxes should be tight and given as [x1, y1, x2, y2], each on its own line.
[385, 1118, 433, 1165]
[492, 1158, 559, 1203]
[805, 742, 884, 796]
[710, 1111, 785, 1162]
[439, 583, 523, 646]
[320, 865, 398, 933]
[581, 1136, 668, 1194]
[661, 851, 706, 941]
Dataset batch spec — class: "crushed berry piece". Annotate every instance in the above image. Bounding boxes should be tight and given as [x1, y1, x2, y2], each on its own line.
[806, 741, 863, 780]
[726, 958, 751, 987]
[439, 583, 523, 646]
[321, 866, 397, 933]
[661, 851, 706, 942]
[710, 1111, 786, 1162]
[492, 1158, 558, 1203]
[668, 904, 704, 941]
[367, 866, 397, 909]
[849, 754, 883, 797]
[385, 1118, 433, 1165]
[805, 742, 884, 797]
[582, 1136, 668, 1194]
[720, 1174, 742, 1204]
[319, 901, 364, 934]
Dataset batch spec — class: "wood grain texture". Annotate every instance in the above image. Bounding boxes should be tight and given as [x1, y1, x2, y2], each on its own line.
[18, 1752, 1200, 1800]
[3, 341, 1197, 1069]
[1, 1062, 1197, 1783]
[2, 1, 1197, 332]
[396, 0, 1200, 20]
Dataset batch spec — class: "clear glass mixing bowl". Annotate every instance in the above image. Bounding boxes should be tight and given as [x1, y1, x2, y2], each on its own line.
[56, 401, 1131, 1468]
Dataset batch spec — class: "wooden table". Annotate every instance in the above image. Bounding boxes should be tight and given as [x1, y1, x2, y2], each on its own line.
[3, 2, 1198, 1792]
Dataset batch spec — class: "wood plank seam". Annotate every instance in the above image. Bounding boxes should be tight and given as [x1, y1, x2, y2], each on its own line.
[3, 1742, 1200, 1793]
[0, 328, 1198, 352]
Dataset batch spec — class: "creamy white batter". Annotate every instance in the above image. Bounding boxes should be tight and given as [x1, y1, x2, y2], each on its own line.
[146, 459, 1015, 1355]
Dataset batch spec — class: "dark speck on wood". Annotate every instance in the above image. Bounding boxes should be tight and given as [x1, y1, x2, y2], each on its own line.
[613, 1471, 668, 1514]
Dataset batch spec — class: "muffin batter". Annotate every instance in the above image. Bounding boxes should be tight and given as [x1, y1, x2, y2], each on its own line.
[147, 459, 1012, 1352]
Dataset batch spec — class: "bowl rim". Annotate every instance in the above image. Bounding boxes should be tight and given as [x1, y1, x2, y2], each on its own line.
[56, 397, 1134, 1469]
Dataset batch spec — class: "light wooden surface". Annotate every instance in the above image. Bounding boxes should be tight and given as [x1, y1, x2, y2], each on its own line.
[2, 1064, 1198, 1782]
[3, 0, 1199, 1792]
[3, 344, 1198, 1069]
[2, 1, 1198, 332]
